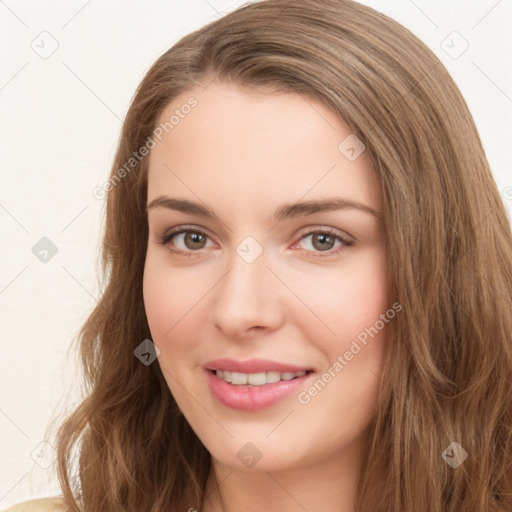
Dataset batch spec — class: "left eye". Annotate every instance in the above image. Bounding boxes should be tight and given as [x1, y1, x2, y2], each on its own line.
[292, 229, 353, 257]
[299, 232, 341, 252]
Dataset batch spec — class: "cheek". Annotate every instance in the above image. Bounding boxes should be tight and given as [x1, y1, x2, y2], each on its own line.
[143, 261, 174, 340]
[142, 258, 209, 413]
[290, 250, 390, 411]
[289, 250, 389, 341]
[142, 255, 208, 351]
[294, 266, 391, 447]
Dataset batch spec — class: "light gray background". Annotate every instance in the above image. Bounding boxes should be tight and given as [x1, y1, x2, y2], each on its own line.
[1, 0, 511, 507]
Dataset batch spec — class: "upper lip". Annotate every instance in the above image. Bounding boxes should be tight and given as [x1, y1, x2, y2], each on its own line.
[204, 358, 313, 374]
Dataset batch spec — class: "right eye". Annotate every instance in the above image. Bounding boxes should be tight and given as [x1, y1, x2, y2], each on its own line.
[159, 227, 216, 256]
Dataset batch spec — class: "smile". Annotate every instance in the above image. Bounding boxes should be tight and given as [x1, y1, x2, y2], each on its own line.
[204, 359, 315, 411]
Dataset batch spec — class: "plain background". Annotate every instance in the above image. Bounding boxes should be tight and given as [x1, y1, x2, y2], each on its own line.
[0, 0, 511, 508]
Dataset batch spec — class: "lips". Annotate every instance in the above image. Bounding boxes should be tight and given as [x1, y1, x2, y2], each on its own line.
[204, 358, 315, 411]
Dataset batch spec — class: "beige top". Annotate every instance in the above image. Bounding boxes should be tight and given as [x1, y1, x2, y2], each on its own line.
[2, 498, 65, 512]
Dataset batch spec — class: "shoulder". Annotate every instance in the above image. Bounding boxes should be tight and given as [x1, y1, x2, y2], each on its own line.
[3, 497, 65, 512]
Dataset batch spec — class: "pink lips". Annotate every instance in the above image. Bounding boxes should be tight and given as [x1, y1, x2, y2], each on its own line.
[204, 358, 314, 411]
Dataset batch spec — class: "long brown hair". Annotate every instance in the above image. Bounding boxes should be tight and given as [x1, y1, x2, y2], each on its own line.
[51, 0, 512, 510]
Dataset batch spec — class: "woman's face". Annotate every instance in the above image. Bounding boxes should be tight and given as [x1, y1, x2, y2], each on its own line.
[143, 81, 391, 473]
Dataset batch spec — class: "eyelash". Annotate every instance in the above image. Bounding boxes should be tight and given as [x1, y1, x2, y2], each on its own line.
[158, 226, 353, 258]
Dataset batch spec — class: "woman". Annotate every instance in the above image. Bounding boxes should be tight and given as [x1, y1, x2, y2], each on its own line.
[7, 0, 512, 510]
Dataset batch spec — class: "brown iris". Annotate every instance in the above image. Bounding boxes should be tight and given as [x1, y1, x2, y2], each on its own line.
[311, 233, 335, 251]
[184, 231, 207, 250]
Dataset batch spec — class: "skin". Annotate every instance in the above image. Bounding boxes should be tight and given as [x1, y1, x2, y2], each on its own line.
[143, 80, 390, 512]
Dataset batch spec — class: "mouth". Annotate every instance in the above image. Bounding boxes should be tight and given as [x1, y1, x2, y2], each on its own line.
[204, 359, 315, 411]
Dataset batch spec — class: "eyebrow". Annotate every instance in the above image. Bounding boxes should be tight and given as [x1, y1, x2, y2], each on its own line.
[147, 195, 383, 221]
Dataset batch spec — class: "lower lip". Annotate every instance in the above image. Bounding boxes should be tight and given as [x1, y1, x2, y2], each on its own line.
[205, 370, 313, 411]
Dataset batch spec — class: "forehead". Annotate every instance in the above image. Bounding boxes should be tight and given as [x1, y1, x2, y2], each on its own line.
[147, 81, 381, 215]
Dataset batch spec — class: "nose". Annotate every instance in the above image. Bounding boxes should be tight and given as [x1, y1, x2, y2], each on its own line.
[209, 250, 284, 339]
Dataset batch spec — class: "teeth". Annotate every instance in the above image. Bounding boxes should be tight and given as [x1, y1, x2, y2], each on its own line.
[215, 369, 307, 386]
[247, 372, 267, 385]
[230, 372, 248, 385]
[266, 371, 281, 384]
